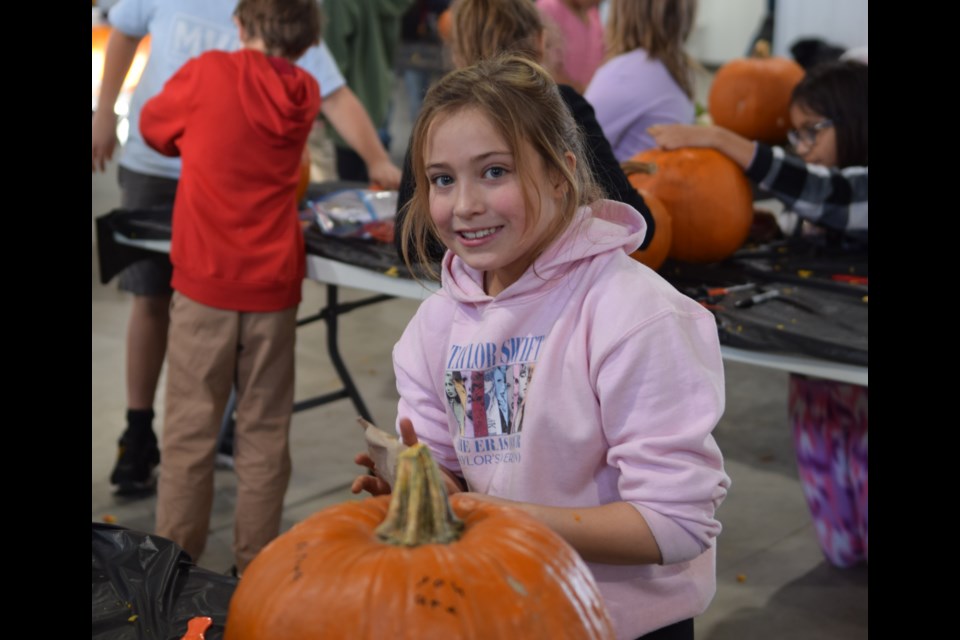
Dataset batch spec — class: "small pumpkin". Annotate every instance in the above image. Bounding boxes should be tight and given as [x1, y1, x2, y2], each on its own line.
[624, 148, 754, 264]
[224, 444, 614, 640]
[437, 9, 453, 43]
[628, 190, 672, 271]
[707, 43, 804, 145]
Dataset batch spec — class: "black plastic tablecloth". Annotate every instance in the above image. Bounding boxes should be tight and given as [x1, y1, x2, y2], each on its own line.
[659, 239, 868, 366]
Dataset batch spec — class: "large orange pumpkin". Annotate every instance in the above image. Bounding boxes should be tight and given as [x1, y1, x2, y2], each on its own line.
[624, 149, 754, 264]
[225, 444, 614, 640]
[707, 51, 804, 145]
[628, 190, 672, 271]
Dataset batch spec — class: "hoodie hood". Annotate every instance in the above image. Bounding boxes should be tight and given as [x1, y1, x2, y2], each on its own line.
[236, 49, 321, 146]
[441, 199, 648, 304]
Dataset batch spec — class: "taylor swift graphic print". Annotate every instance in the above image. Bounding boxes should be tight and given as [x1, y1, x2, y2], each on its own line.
[445, 363, 535, 437]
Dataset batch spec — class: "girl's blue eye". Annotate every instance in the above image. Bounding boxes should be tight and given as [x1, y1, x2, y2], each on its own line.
[431, 175, 453, 187]
[485, 166, 506, 179]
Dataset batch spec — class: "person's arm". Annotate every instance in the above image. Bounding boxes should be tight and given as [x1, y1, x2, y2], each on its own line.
[139, 58, 200, 157]
[647, 123, 757, 170]
[92, 29, 143, 172]
[321, 86, 402, 189]
[469, 494, 663, 564]
[559, 85, 655, 249]
[746, 144, 868, 234]
[475, 312, 727, 565]
[649, 124, 868, 234]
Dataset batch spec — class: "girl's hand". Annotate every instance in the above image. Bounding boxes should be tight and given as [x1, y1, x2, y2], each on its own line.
[647, 123, 716, 151]
[649, 123, 756, 170]
[350, 418, 420, 495]
[367, 159, 402, 191]
[92, 109, 118, 172]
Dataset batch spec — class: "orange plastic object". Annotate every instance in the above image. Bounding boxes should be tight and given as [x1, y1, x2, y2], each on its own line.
[181, 616, 214, 640]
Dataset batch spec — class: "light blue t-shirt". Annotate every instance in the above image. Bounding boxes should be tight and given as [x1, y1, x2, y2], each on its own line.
[108, 0, 345, 179]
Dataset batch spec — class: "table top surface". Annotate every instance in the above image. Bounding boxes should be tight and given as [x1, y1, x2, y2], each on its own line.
[105, 212, 867, 387]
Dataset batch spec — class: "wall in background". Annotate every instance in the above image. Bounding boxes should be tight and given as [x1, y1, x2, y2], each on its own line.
[687, 0, 768, 67]
[684, 0, 868, 67]
[773, 0, 868, 58]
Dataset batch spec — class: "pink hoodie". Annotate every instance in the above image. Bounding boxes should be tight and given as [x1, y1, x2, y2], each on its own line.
[393, 200, 731, 639]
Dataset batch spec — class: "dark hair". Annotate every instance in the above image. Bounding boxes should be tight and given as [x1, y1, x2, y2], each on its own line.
[791, 60, 868, 167]
[234, 0, 322, 60]
[401, 55, 601, 276]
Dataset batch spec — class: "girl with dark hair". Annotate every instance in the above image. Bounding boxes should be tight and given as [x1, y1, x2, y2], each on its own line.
[650, 59, 869, 569]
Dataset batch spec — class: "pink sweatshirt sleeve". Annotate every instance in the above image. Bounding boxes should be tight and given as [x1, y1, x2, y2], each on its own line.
[596, 307, 730, 564]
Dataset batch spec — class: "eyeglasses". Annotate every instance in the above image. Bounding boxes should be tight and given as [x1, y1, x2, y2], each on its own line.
[787, 119, 833, 149]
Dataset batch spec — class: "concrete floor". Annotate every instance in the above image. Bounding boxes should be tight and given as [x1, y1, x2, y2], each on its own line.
[91, 71, 867, 639]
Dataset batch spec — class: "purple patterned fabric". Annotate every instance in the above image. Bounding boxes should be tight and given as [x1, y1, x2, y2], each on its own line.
[788, 374, 868, 568]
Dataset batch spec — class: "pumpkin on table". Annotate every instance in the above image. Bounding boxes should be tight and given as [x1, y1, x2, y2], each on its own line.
[224, 444, 615, 640]
[437, 9, 453, 43]
[707, 41, 805, 145]
[627, 190, 672, 271]
[623, 148, 754, 264]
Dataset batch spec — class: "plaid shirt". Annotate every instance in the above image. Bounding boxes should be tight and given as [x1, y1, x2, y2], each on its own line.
[746, 143, 868, 242]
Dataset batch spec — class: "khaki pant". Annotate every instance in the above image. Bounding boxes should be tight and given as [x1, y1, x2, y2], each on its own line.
[156, 292, 297, 572]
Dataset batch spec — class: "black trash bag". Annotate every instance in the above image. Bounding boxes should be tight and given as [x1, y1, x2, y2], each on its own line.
[95, 206, 172, 285]
[92, 523, 238, 640]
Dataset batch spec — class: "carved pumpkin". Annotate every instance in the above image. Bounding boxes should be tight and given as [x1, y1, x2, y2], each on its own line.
[627, 190, 672, 271]
[707, 48, 804, 145]
[224, 444, 615, 640]
[624, 149, 754, 264]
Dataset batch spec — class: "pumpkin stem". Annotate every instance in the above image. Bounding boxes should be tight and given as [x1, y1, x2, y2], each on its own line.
[375, 443, 465, 546]
[621, 161, 657, 177]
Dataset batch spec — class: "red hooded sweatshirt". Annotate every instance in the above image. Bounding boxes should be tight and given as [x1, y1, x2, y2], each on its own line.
[140, 48, 321, 311]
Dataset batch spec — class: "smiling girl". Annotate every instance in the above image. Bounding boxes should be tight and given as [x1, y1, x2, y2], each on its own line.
[355, 55, 731, 640]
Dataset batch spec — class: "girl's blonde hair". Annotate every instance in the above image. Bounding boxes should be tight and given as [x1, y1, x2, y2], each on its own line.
[449, 0, 544, 68]
[604, 0, 698, 98]
[400, 55, 601, 278]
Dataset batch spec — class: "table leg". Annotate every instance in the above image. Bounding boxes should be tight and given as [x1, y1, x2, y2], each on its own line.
[293, 284, 394, 422]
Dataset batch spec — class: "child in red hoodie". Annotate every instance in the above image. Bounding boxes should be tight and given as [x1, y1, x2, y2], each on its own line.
[139, 0, 322, 575]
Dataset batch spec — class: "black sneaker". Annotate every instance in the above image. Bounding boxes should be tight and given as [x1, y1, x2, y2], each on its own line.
[109, 429, 160, 496]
